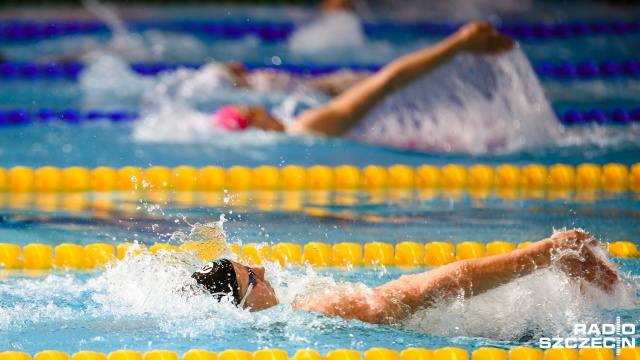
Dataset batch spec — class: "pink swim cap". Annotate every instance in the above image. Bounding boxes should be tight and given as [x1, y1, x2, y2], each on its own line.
[213, 105, 251, 131]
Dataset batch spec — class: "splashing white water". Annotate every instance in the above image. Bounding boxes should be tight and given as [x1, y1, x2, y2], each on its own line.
[288, 11, 366, 55]
[403, 230, 635, 341]
[403, 268, 635, 340]
[129, 61, 323, 144]
[346, 49, 560, 154]
[79, 54, 154, 108]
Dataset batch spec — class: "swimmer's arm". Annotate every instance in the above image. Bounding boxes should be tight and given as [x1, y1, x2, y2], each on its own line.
[378, 230, 618, 316]
[376, 239, 556, 314]
[293, 289, 400, 324]
[291, 22, 515, 137]
[295, 240, 555, 325]
[295, 231, 617, 325]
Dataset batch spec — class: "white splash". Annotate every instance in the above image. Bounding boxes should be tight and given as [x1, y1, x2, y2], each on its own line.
[347, 49, 560, 154]
[288, 11, 366, 55]
[79, 54, 154, 107]
[402, 238, 635, 341]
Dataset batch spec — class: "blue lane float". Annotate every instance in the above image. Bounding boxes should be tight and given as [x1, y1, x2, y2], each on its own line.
[0, 61, 83, 78]
[0, 109, 138, 125]
[1, 60, 640, 80]
[0, 108, 638, 127]
[561, 108, 640, 125]
[1, 19, 639, 42]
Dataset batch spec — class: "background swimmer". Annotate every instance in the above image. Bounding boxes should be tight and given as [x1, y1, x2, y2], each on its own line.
[190, 230, 619, 325]
[206, 61, 371, 96]
[213, 21, 515, 137]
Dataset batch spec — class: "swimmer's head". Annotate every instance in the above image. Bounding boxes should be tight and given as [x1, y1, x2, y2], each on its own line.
[213, 105, 285, 132]
[213, 105, 252, 131]
[191, 258, 241, 305]
[192, 258, 279, 311]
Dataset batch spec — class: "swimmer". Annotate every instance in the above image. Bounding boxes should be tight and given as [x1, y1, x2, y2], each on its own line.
[190, 230, 619, 324]
[213, 21, 515, 136]
[204, 60, 370, 96]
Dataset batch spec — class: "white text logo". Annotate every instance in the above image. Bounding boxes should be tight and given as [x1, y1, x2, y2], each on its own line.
[540, 317, 636, 355]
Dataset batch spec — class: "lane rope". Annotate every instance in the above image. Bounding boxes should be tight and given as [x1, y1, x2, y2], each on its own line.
[0, 347, 627, 360]
[0, 163, 638, 192]
[1, 18, 639, 41]
[1, 60, 640, 80]
[0, 239, 636, 270]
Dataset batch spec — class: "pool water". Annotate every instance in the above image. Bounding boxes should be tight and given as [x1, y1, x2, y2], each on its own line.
[1, 0, 640, 357]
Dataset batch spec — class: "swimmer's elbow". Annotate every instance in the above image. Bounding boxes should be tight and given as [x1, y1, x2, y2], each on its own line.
[293, 105, 353, 137]
[298, 292, 395, 325]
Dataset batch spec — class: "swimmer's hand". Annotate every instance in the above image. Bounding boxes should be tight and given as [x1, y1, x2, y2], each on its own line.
[457, 21, 515, 55]
[547, 230, 619, 293]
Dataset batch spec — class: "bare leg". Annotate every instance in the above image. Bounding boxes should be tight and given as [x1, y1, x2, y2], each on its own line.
[290, 22, 515, 137]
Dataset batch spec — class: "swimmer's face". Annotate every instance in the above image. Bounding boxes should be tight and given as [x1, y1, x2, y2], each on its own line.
[247, 106, 285, 132]
[230, 260, 279, 311]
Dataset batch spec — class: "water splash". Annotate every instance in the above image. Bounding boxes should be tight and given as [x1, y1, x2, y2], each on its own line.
[555, 123, 640, 154]
[402, 235, 636, 341]
[347, 49, 560, 155]
[129, 61, 318, 144]
[79, 54, 154, 108]
[164, 218, 235, 262]
[288, 11, 366, 55]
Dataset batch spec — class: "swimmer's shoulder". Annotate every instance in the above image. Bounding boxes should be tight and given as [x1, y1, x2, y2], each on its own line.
[285, 120, 330, 137]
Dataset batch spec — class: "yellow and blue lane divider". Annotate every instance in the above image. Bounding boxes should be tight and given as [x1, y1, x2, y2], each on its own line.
[1, 163, 639, 192]
[0, 239, 637, 271]
[0, 346, 637, 360]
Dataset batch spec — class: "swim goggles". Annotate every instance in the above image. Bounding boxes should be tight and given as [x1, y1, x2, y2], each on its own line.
[239, 265, 259, 308]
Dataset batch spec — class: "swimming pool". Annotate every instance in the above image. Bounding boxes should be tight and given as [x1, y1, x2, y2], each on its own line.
[1, 1, 640, 358]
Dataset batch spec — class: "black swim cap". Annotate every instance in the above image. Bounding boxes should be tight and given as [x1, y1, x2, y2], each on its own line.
[191, 259, 241, 305]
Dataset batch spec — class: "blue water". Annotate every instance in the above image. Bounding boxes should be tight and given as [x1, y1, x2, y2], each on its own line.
[1, 190, 640, 247]
[1, 1, 640, 356]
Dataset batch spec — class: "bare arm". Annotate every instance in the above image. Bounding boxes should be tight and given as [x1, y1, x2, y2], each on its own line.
[294, 230, 618, 324]
[290, 22, 515, 137]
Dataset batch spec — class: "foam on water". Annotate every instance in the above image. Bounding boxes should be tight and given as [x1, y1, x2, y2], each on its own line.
[403, 269, 635, 341]
[288, 11, 367, 55]
[128, 60, 326, 145]
[347, 49, 560, 155]
[555, 123, 640, 153]
[403, 230, 636, 341]
[79, 55, 281, 144]
[80, 54, 154, 108]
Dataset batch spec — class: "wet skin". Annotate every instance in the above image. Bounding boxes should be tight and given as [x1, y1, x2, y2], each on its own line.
[230, 261, 279, 311]
[225, 230, 619, 324]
